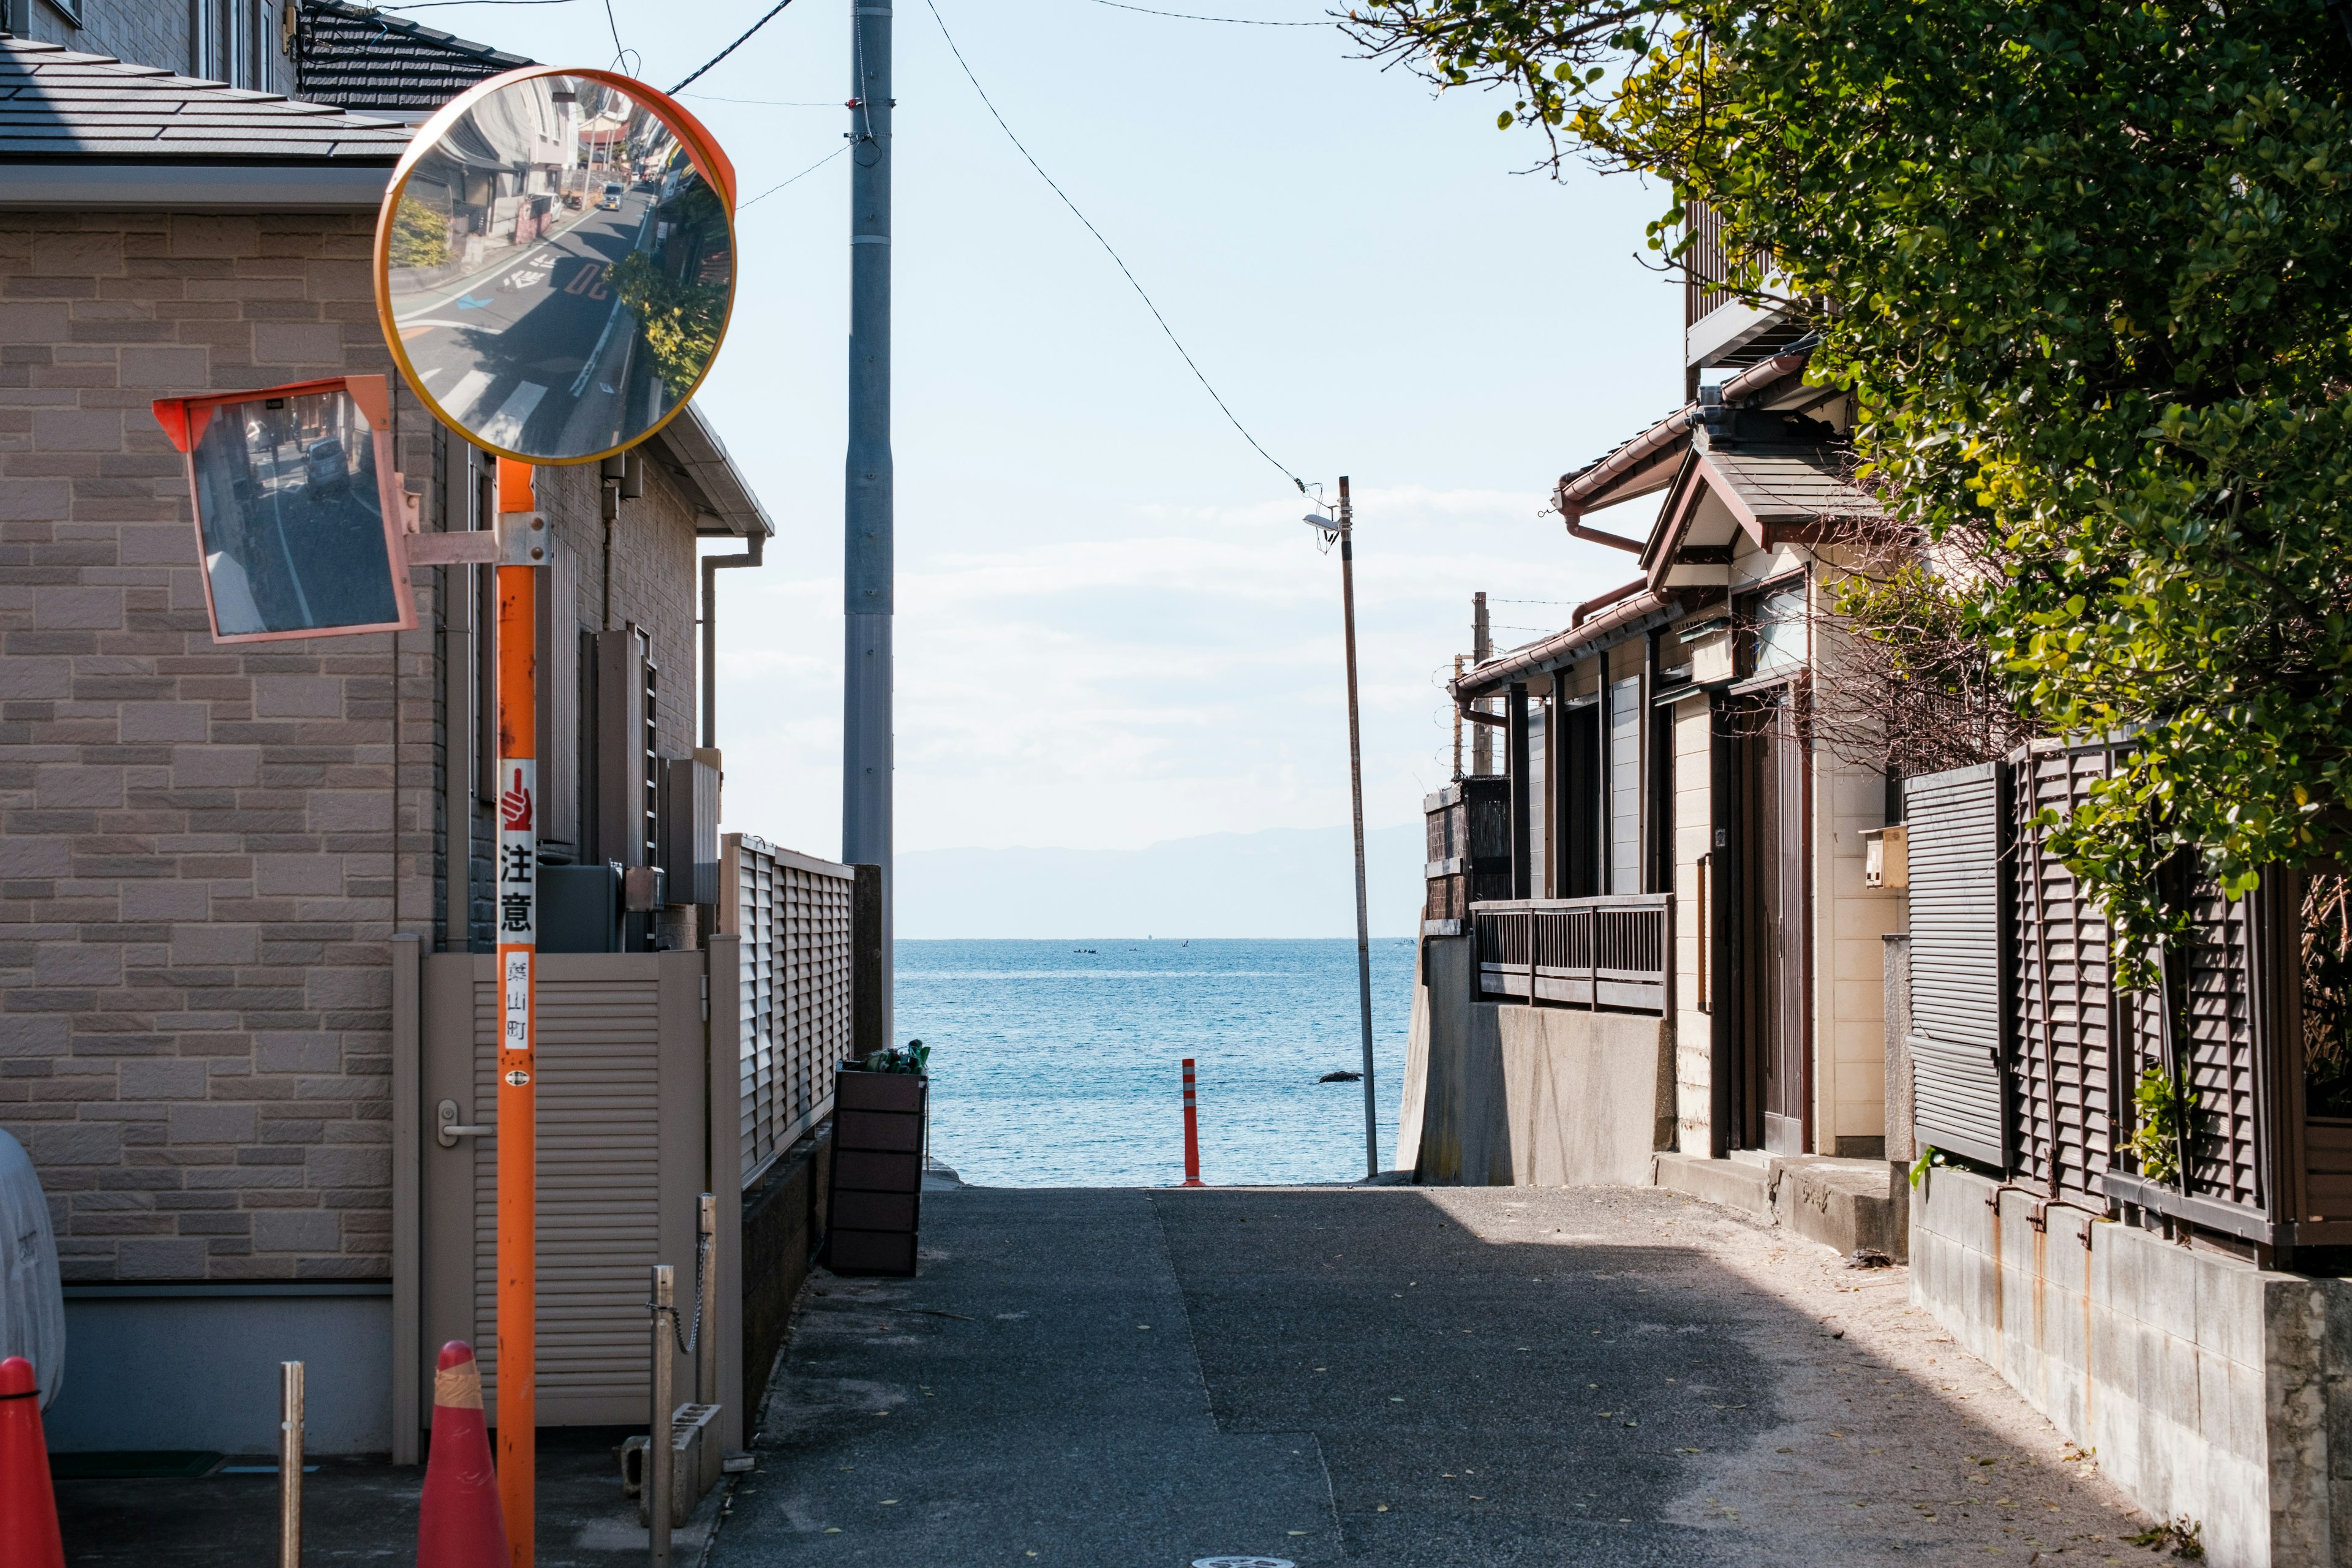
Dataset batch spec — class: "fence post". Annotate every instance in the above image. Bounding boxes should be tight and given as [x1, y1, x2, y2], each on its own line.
[279, 1361, 303, 1568]
[852, 864, 884, 1061]
[649, 1265, 674, 1568]
[703, 932, 744, 1457]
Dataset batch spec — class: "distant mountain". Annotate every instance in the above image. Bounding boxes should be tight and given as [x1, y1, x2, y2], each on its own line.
[895, 823, 1426, 940]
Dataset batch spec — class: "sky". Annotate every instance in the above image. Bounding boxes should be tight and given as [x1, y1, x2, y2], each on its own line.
[404, 0, 1681, 865]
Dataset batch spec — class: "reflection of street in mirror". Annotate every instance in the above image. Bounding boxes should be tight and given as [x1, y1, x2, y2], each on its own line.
[385, 73, 734, 462]
[189, 390, 399, 638]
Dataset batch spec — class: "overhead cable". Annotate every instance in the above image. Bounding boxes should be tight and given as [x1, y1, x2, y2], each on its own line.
[739, 142, 850, 208]
[1087, 0, 1327, 23]
[924, 0, 1307, 492]
[670, 0, 801, 95]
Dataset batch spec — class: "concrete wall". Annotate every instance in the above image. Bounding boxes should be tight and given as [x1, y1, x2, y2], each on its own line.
[1912, 1164, 2352, 1566]
[1415, 936, 1673, 1187]
[44, 1286, 390, 1453]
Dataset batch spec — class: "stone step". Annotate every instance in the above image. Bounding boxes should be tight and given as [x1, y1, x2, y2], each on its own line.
[1654, 1152, 1906, 1259]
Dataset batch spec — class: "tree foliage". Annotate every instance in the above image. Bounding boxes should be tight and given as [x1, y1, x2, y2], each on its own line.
[1352, 0, 2352, 980]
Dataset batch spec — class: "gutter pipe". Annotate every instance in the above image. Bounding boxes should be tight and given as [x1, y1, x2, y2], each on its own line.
[1571, 576, 1649, 627]
[699, 530, 764, 750]
[1721, 349, 1812, 406]
[1551, 404, 1699, 552]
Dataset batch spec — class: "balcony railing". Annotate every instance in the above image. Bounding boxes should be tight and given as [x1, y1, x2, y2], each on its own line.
[1472, 895, 1674, 1017]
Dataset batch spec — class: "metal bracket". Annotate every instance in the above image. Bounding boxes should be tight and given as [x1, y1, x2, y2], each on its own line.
[497, 510, 551, 567]
[435, 1099, 493, 1148]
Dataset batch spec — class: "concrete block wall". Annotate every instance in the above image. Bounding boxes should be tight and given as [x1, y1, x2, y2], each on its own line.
[1413, 937, 1673, 1188]
[1912, 1163, 2352, 1566]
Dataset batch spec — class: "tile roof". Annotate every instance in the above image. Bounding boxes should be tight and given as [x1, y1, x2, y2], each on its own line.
[1698, 442, 1881, 526]
[292, 0, 534, 117]
[0, 37, 413, 162]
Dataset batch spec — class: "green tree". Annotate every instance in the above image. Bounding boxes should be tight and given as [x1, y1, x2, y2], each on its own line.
[1352, 0, 2352, 978]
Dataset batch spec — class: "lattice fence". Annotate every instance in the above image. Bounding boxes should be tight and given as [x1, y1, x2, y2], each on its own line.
[722, 834, 856, 1188]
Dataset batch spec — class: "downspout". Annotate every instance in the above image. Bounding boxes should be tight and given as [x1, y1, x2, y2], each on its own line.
[1572, 576, 1648, 627]
[700, 528, 765, 750]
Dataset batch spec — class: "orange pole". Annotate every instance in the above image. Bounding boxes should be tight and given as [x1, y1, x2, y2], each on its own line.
[1182, 1058, 1203, 1187]
[492, 461, 538, 1568]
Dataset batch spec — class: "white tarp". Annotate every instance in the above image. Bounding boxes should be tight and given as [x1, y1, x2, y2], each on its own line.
[0, 1130, 63, 1408]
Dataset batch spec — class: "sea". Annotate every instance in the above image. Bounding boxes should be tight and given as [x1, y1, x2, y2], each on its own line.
[898, 938, 1417, 1188]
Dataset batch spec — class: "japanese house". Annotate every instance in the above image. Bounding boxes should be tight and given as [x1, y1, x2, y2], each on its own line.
[0, 10, 862, 1476]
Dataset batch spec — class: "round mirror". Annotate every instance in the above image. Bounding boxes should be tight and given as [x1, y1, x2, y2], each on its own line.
[374, 69, 737, 466]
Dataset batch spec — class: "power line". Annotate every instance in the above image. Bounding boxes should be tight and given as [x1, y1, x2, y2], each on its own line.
[1086, 0, 1327, 23]
[739, 142, 850, 208]
[923, 0, 1306, 492]
[684, 92, 836, 106]
[670, 0, 801, 95]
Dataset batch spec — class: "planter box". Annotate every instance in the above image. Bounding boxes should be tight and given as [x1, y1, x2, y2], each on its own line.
[823, 1069, 926, 1277]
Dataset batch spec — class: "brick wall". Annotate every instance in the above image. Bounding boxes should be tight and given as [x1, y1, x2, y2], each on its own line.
[0, 207, 435, 1281]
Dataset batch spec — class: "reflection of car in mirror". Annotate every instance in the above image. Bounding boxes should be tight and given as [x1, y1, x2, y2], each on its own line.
[305, 437, 350, 499]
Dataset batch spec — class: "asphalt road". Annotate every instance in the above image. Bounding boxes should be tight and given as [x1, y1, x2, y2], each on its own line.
[392, 193, 650, 458]
[715, 1183, 2152, 1568]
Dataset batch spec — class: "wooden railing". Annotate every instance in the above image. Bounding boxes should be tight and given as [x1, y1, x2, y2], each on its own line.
[1472, 895, 1674, 1016]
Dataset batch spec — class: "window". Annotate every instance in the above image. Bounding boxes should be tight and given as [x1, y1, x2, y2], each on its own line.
[1608, 675, 1642, 894]
[1526, 700, 1548, 896]
[1749, 583, 1808, 678]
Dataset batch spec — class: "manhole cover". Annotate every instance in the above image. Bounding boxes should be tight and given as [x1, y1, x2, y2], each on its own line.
[1193, 1559, 1296, 1568]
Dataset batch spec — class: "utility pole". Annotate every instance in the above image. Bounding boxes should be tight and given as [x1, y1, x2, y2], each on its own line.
[1337, 478, 1378, 1178]
[844, 0, 894, 1047]
[1471, 591, 1493, 775]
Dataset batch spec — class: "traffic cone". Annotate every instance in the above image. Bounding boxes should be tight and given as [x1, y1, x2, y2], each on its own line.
[0, 1355, 64, 1568]
[417, 1341, 506, 1568]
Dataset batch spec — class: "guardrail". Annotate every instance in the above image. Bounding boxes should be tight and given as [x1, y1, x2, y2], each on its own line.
[1471, 894, 1674, 1016]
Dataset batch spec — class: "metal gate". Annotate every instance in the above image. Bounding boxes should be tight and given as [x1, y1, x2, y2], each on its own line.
[417, 950, 706, 1428]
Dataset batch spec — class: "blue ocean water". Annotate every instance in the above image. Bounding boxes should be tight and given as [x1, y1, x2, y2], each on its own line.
[898, 938, 1416, 1188]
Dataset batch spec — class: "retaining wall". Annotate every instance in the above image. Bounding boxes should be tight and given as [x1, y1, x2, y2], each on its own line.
[1912, 1163, 2352, 1566]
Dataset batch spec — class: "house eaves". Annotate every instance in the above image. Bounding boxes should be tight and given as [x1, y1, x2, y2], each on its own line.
[293, 0, 535, 119]
[1644, 435, 1881, 592]
[1451, 589, 1681, 702]
[650, 402, 776, 540]
[0, 37, 412, 208]
[1553, 404, 1695, 523]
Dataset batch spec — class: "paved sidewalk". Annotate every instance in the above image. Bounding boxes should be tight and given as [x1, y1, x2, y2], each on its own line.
[715, 1183, 2154, 1567]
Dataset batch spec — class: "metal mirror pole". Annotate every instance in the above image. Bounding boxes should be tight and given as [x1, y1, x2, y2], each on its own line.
[843, 0, 895, 1047]
[1337, 477, 1378, 1178]
[494, 458, 546, 1568]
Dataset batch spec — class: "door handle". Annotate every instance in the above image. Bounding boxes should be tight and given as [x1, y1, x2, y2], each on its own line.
[436, 1099, 494, 1148]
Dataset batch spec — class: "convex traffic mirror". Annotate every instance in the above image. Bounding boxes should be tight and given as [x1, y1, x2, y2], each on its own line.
[153, 375, 416, 642]
[374, 67, 739, 466]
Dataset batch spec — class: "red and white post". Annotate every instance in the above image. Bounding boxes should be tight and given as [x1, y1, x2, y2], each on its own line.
[1181, 1058, 1203, 1188]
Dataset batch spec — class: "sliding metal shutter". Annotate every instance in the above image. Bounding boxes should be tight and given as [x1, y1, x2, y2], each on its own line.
[1905, 761, 2011, 1167]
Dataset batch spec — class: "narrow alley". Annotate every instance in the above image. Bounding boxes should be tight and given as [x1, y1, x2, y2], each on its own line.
[715, 1183, 2149, 1567]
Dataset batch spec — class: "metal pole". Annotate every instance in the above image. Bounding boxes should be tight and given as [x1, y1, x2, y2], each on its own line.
[279, 1361, 303, 1568]
[843, 0, 895, 1047]
[1180, 1058, 1202, 1187]
[649, 1265, 674, 1568]
[1338, 477, 1378, 1178]
[492, 459, 543, 1568]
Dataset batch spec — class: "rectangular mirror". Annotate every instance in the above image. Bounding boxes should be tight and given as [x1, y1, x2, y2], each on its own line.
[153, 375, 417, 643]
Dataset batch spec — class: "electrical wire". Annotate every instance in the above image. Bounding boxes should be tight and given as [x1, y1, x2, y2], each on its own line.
[684, 92, 837, 106]
[671, 0, 801, 95]
[1086, 0, 1327, 23]
[739, 142, 850, 208]
[924, 0, 1306, 492]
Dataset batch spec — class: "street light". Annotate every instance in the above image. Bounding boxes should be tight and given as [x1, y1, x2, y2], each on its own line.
[1308, 478, 1379, 1180]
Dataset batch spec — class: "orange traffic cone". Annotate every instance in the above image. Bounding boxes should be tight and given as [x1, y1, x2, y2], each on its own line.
[0, 1355, 64, 1568]
[417, 1341, 506, 1568]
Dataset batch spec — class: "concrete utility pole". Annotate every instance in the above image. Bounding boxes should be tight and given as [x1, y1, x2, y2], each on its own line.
[844, 0, 894, 1046]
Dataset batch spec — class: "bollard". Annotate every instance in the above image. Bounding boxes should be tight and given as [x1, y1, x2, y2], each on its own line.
[1182, 1059, 1203, 1187]
[649, 1265, 673, 1568]
[279, 1361, 304, 1568]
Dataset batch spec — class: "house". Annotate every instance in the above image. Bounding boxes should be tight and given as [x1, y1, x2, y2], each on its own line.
[0, 18, 858, 1470]
[1404, 219, 1904, 1253]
